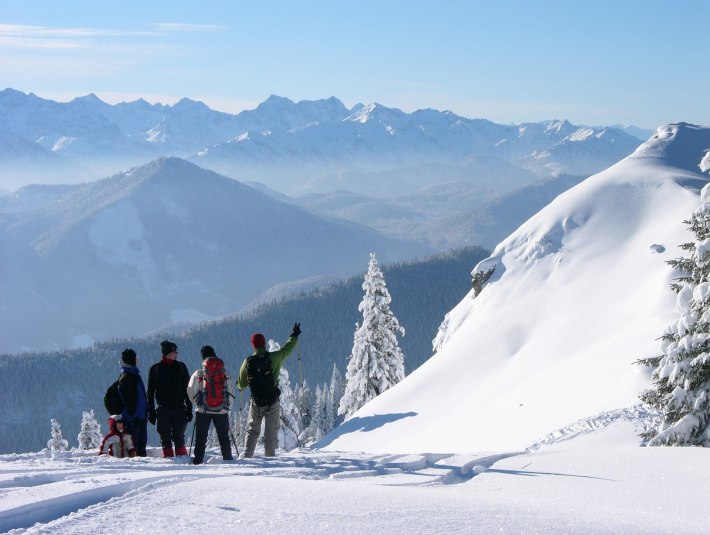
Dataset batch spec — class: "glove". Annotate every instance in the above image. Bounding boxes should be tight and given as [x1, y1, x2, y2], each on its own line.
[148, 409, 156, 426]
[291, 322, 301, 338]
[185, 408, 193, 423]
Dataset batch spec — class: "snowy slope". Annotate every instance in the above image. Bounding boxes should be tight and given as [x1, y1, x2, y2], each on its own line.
[320, 123, 710, 453]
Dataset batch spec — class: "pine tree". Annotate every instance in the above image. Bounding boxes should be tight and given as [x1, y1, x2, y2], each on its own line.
[325, 364, 343, 433]
[639, 179, 710, 446]
[230, 407, 247, 453]
[278, 366, 302, 451]
[296, 380, 312, 432]
[77, 409, 101, 451]
[47, 418, 69, 452]
[304, 384, 327, 444]
[339, 253, 406, 420]
[206, 426, 217, 449]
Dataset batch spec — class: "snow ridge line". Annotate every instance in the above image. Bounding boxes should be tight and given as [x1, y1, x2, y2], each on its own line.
[526, 405, 659, 452]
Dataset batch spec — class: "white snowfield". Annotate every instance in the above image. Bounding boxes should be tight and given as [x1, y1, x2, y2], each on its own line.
[0, 420, 708, 534]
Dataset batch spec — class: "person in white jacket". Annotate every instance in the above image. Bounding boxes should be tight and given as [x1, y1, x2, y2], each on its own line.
[98, 415, 136, 458]
[187, 346, 234, 465]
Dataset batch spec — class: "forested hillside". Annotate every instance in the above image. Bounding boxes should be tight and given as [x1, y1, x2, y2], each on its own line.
[0, 246, 488, 453]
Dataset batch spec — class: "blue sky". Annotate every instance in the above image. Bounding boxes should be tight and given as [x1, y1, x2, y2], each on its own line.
[1, 0, 707, 129]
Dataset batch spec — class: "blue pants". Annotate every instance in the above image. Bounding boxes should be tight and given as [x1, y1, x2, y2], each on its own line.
[124, 419, 147, 457]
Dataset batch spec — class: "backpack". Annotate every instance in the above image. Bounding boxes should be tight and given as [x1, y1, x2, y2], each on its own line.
[198, 357, 230, 412]
[246, 352, 281, 407]
[104, 379, 123, 415]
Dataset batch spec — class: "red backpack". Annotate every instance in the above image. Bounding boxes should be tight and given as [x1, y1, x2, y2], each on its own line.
[199, 357, 230, 412]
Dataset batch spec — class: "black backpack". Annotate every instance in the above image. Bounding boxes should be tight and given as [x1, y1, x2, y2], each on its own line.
[104, 378, 124, 415]
[246, 352, 280, 407]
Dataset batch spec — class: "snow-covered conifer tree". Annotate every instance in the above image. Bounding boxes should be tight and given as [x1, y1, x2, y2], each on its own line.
[296, 380, 312, 431]
[278, 366, 302, 451]
[304, 384, 327, 444]
[77, 409, 101, 451]
[206, 427, 217, 449]
[640, 174, 710, 446]
[325, 364, 343, 433]
[338, 253, 406, 420]
[47, 418, 69, 452]
[230, 409, 247, 453]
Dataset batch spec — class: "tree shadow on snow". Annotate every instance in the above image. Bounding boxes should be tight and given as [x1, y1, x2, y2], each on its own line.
[315, 412, 417, 448]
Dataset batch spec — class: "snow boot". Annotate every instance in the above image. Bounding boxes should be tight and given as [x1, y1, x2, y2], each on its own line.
[162, 447, 175, 458]
[175, 446, 188, 456]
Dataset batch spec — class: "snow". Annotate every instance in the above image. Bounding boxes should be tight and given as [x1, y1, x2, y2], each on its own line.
[1, 419, 708, 534]
[87, 200, 159, 288]
[568, 128, 594, 142]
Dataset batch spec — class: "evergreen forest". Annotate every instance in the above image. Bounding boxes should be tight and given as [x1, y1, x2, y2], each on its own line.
[0, 246, 488, 453]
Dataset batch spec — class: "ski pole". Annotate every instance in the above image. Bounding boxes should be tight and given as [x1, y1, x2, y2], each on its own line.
[188, 421, 196, 456]
[228, 427, 239, 456]
[297, 347, 304, 388]
[237, 390, 243, 440]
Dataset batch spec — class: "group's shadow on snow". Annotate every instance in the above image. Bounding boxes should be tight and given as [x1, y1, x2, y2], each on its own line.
[316, 412, 417, 448]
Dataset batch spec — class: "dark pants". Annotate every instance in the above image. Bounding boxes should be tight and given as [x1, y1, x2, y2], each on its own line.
[157, 406, 187, 449]
[193, 412, 232, 464]
[124, 419, 147, 457]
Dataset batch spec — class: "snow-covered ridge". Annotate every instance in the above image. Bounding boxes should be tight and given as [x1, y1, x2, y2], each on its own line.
[0, 88, 649, 193]
[323, 123, 710, 454]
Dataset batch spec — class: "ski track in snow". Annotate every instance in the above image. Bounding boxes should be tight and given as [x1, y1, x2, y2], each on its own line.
[0, 450, 523, 533]
[0, 408, 657, 533]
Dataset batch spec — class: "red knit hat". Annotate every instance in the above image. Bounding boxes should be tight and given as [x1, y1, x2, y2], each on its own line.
[251, 333, 266, 349]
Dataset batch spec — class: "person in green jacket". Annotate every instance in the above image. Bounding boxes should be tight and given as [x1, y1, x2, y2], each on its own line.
[237, 322, 301, 457]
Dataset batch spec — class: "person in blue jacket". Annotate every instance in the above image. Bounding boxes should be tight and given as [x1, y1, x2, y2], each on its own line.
[118, 348, 148, 456]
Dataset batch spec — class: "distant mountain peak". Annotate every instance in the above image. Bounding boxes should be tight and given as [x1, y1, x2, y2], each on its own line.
[137, 155, 205, 176]
[173, 97, 211, 112]
[259, 94, 295, 109]
[71, 93, 105, 105]
[346, 102, 405, 124]
[544, 119, 574, 135]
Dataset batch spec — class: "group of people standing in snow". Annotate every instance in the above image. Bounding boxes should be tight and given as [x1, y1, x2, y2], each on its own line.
[99, 322, 301, 464]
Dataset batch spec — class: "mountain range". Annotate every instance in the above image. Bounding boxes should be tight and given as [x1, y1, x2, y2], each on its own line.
[0, 157, 429, 354]
[0, 88, 648, 196]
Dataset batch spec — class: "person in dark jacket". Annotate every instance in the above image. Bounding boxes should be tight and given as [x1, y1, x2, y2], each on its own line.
[237, 323, 300, 457]
[147, 340, 193, 458]
[117, 348, 148, 457]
